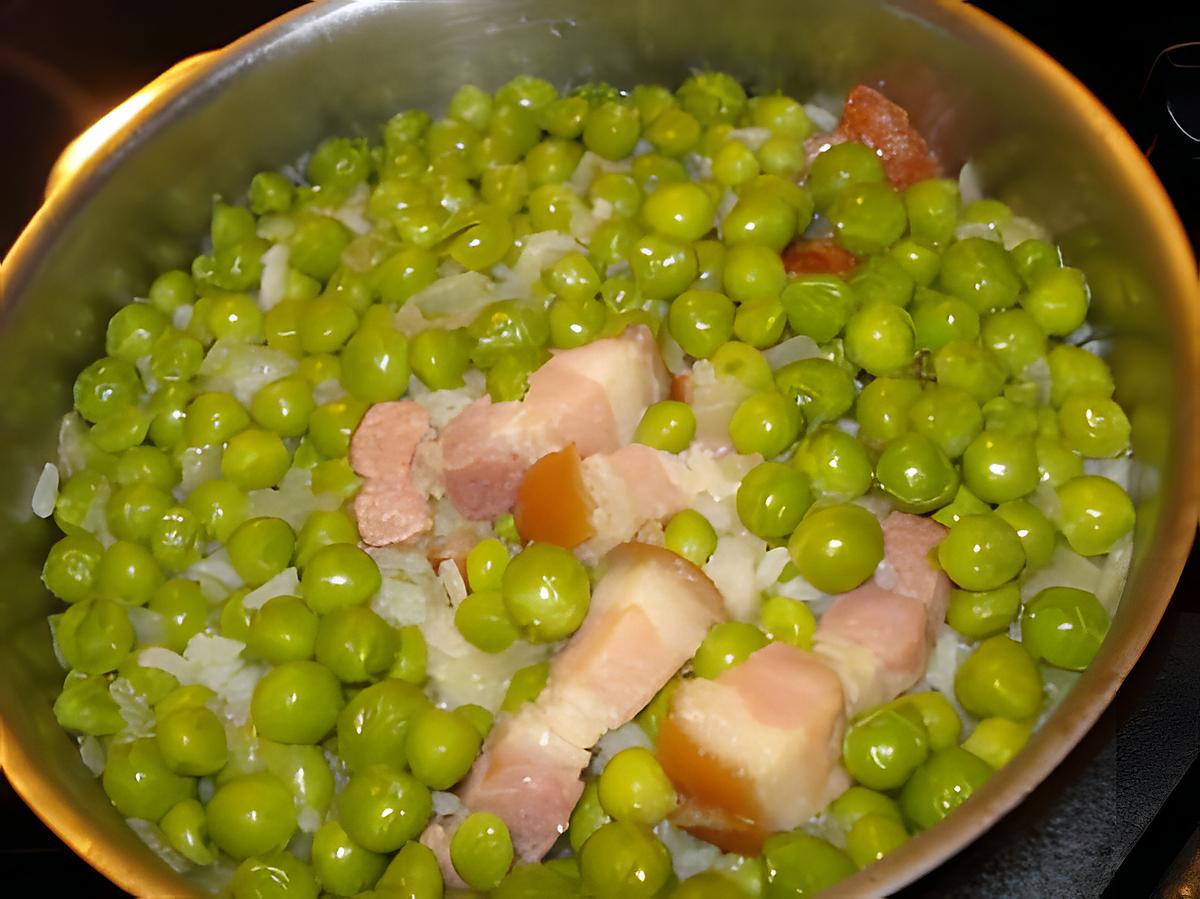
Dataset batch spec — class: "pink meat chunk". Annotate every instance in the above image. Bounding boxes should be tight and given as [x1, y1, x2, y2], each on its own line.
[440, 326, 669, 520]
[430, 542, 726, 868]
[348, 401, 434, 546]
[813, 511, 950, 715]
[658, 642, 849, 854]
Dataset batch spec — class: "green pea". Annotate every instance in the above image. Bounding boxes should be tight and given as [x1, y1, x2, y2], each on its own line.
[156, 705, 228, 776]
[103, 738, 196, 821]
[809, 142, 886, 212]
[762, 830, 855, 897]
[828, 785, 904, 832]
[846, 813, 909, 869]
[773, 358, 855, 429]
[736, 461, 813, 539]
[723, 244, 787, 304]
[251, 660, 343, 744]
[1022, 266, 1089, 336]
[244, 595, 317, 664]
[993, 500, 1055, 570]
[580, 821, 672, 898]
[1056, 471, 1131, 555]
[338, 763, 432, 853]
[149, 270, 196, 314]
[219, 428, 290, 491]
[53, 469, 107, 537]
[467, 300, 550, 366]
[43, 533, 104, 603]
[1047, 344, 1114, 407]
[901, 747, 992, 831]
[712, 139, 761, 188]
[220, 589, 254, 641]
[633, 400, 696, 453]
[183, 391, 249, 448]
[954, 634, 1044, 722]
[502, 543, 590, 642]
[947, 583, 1021, 640]
[961, 717, 1033, 771]
[104, 481, 170, 544]
[1009, 237, 1060, 285]
[895, 691, 962, 751]
[95, 539, 163, 605]
[729, 391, 803, 458]
[734, 294, 787, 348]
[664, 289, 732, 359]
[664, 509, 718, 567]
[849, 254, 915, 308]
[1021, 586, 1110, 670]
[301, 543, 380, 613]
[231, 851, 318, 899]
[264, 300, 304, 357]
[315, 605, 396, 683]
[911, 288, 980, 352]
[106, 303, 169, 362]
[676, 71, 746, 124]
[875, 432, 959, 513]
[937, 513, 1025, 591]
[449, 811, 514, 891]
[74, 356, 142, 424]
[1057, 393, 1131, 458]
[980, 308, 1046, 373]
[405, 706, 483, 791]
[377, 840, 444, 898]
[311, 819, 388, 896]
[788, 503, 884, 594]
[641, 182, 715, 243]
[53, 674, 124, 736]
[933, 339, 1007, 404]
[828, 182, 907, 255]
[856, 376, 922, 448]
[644, 106, 701, 156]
[337, 678, 430, 773]
[960, 430, 1040, 504]
[205, 292, 264, 343]
[56, 597, 135, 674]
[844, 302, 915, 376]
[710, 341, 774, 390]
[390, 625, 428, 686]
[465, 538, 509, 592]
[546, 297, 605, 351]
[161, 798, 217, 867]
[486, 348, 547, 402]
[583, 101, 640, 160]
[597, 747, 676, 827]
[246, 378, 312, 439]
[693, 621, 769, 679]
[888, 237, 942, 287]
[184, 479, 247, 544]
[501, 662, 550, 713]
[591, 174, 642, 222]
[338, 324, 410, 404]
[842, 704, 930, 791]
[632, 235, 699, 302]
[289, 216, 352, 283]
[722, 192, 797, 252]
[409, 327, 471, 390]
[907, 385, 982, 460]
[228, 517, 295, 587]
[791, 427, 874, 501]
[568, 780, 613, 855]
[758, 594, 817, 649]
[115, 445, 179, 492]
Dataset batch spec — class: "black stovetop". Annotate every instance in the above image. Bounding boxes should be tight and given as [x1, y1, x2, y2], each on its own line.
[1, 2, 1197, 896]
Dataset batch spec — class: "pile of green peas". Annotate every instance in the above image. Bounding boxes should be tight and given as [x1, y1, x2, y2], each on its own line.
[43, 66, 1137, 897]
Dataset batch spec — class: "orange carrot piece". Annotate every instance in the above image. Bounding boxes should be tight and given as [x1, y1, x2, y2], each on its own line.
[513, 445, 595, 549]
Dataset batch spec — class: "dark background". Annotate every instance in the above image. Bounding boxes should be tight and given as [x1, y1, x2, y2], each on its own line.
[1, 1, 1197, 896]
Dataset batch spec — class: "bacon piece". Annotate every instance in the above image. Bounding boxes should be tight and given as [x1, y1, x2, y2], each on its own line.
[813, 511, 951, 714]
[435, 543, 726, 867]
[671, 373, 693, 404]
[657, 643, 849, 854]
[348, 401, 434, 546]
[440, 326, 670, 520]
[836, 84, 940, 189]
[782, 238, 860, 276]
[513, 445, 596, 549]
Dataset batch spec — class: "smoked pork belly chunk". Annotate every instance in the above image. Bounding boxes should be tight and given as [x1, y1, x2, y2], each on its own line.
[347, 400, 434, 546]
[428, 543, 726, 867]
[440, 325, 669, 520]
[814, 511, 951, 714]
[657, 642, 849, 855]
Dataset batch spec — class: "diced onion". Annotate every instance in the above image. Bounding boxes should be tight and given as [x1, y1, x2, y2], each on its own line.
[242, 567, 300, 611]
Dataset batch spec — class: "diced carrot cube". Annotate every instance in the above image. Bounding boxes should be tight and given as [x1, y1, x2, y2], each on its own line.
[837, 84, 940, 189]
[513, 445, 596, 549]
[782, 238, 860, 275]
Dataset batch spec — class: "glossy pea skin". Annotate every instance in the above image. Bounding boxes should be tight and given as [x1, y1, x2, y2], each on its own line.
[937, 513, 1025, 591]
[569, 781, 613, 854]
[156, 705, 228, 776]
[373, 247, 439, 307]
[723, 244, 787, 304]
[315, 605, 397, 683]
[103, 737, 196, 821]
[184, 391, 249, 447]
[778, 275, 855, 344]
[961, 717, 1033, 770]
[106, 481, 172, 543]
[981, 308, 1047, 373]
[230, 851, 319, 899]
[736, 461, 813, 539]
[43, 533, 104, 603]
[409, 327, 471, 390]
[377, 840, 444, 898]
[501, 662, 549, 712]
[774, 358, 856, 429]
[294, 509, 358, 569]
[828, 785, 904, 835]
[56, 597, 135, 675]
[845, 302, 916, 377]
[642, 182, 716, 243]
[251, 377, 315, 438]
[875, 432, 959, 513]
[95, 539, 165, 606]
[301, 543, 381, 614]
[465, 538, 509, 592]
[791, 427, 874, 501]
[954, 635, 1044, 720]
[961, 430, 1040, 504]
[729, 391, 803, 458]
[677, 72, 747, 125]
[337, 679, 430, 774]
[53, 675, 124, 736]
[667, 289, 734, 359]
[787, 503, 885, 594]
[311, 819, 388, 897]
[762, 830, 856, 898]
[896, 692, 963, 752]
[734, 294, 787, 348]
[251, 660, 343, 744]
[405, 707, 483, 790]
[947, 583, 1021, 640]
[843, 704, 930, 791]
[911, 289, 980, 352]
[221, 428, 291, 491]
[1057, 393, 1131, 458]
[846, 814, 909, 869]
[939, 237, 1021, 313]
[228, 517, 295, 588]
[850, 254, 915, 308]
[933, 486, 992, 535]
[722, 192, 797, 252]
[206, 772, 298, 860]
[160, 798, 217, 867]
[74, 356, 142, 424]
[889, 237, 941, 287]
[338, 763, 432, 853]
[597, 747, 677, 826]
[900, 747, 992, 831]
[759, 594, 818, 649]
[583, 101, 641, 161]
[994, 499, 1055, 570]
[579, 821, 672, 898]
[829, 182, 908, 255]
[455, 590, 520, 653]
[502, 543, 591, 642]
[808, 142, 886, 211]
[341, 324, 410, 403]
[907, 385, 983, 460]
[933, 339, 1007, 404]
[710, 341, 774, 390]
[1021, 266, 1089, 336]
[635, 400, 696, 452]
[1021, 586, 1110, 671]
[693, 621, 769, 679]
[664, 509, 719, 567]
[451, 811, 515, 891]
